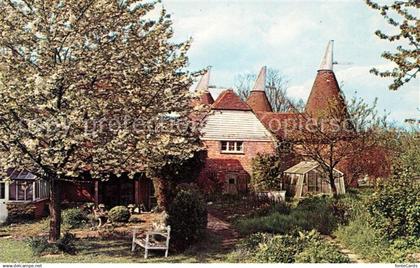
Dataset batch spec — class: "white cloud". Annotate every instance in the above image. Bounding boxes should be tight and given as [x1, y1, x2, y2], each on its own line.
[161, 0, 419, 123]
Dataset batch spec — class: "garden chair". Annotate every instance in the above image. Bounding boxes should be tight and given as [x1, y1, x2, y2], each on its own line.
[131, 225, 171, 259]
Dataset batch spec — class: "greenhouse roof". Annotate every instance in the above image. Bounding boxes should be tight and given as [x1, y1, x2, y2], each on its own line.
[284, 161, 343, 175]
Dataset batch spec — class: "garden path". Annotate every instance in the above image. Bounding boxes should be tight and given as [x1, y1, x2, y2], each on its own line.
[207, 208, 239, 249]
[324, 235, 366, 263]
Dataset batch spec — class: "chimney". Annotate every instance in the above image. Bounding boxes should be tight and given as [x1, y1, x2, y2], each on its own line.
[246, 66, 272, 112]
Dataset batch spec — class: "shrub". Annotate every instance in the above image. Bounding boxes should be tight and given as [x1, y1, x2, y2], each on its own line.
[235, 196, 337, 235]
[166, 189, 208, 250]
[27, 236, 51, 256]
[108, 206, 130, 223]
[56, 232, 77, 255]
[237, 232, 273, 251]
[366, 168, 420, 240]
[62, 208, 89, 229]
[334, 191, 419, 263]
[295, 238, 350, 263]
[231, 230, 349, 263]
[253, 234, 303, 263]
[6, 203, 36, 223]
[251, 154, 284, 191]
[26, 232, 76, 256]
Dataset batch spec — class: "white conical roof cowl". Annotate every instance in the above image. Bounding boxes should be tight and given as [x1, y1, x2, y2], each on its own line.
[319, 40, 334, 71]
[252, 66, 267, 91]
[195, 69, 210, 92]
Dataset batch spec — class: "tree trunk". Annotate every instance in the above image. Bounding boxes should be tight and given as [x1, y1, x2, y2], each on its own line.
[329, 169, 338, 199]
[48, 178, 61, 242]
[153, 178, 172, 211]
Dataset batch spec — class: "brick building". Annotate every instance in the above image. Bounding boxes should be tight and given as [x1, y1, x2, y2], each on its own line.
[197, 40, 348, 195]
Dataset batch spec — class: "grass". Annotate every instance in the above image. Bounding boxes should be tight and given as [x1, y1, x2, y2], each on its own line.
[235, 196, 337, 235]
[0, 231, 228, 263]
[333, 190, 419, 263]
[0, 209, 230, 263]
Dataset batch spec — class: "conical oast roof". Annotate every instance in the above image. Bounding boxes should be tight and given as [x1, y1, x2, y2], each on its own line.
[247, 66, 272, 112]
[305, 41, 348, 120]
[195, 70, 214, 105]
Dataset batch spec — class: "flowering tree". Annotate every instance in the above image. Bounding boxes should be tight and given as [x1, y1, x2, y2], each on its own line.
[289, 97, 386, 197]
[0, 0, 203, 241]
[366, 0, 419, 90]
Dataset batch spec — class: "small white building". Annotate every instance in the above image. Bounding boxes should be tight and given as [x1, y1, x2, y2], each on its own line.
[284, 161, 346, 198]
[0, 169, 49, 223]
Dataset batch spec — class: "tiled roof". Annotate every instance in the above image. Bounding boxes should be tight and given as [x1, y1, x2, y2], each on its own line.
[212, 89, 251, 111]
[256, 112, 303, 139]
[305, 70, 347, 119]
[200, 91, 214, 105]
[247, 91, 272, 112]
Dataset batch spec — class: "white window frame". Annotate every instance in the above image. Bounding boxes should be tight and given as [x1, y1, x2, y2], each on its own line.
[8, 180, 49, 202]
[220, 141, 244, 154]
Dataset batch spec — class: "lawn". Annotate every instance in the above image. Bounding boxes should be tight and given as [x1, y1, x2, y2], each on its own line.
[0, 230, 228, 263]
[0, 210, 232, 263]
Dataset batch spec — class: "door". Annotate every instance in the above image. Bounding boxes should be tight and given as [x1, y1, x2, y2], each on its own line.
[224, 173, 238, 195]
[0, 181, 8, 223]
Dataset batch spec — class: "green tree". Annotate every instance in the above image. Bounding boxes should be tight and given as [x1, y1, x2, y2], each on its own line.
[0, 0, 203, 241]
[366, 0, 419, 90]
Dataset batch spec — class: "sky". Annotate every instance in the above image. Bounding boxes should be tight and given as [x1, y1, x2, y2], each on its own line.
[158, 0, 418, 124]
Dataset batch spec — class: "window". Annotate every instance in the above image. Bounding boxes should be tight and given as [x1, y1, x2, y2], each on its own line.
[34, 180, 49, 200]
[9, 181, 34, 201]
[221, 141, 243, 153]
[0, 182, 5, 199]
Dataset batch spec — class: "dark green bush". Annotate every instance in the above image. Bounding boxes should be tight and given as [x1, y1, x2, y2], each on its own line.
[108, 206, 130, 223]
[56, 232, 77, 255]
[251, 154, 284, 191]
[366, 169, 420, 240]
[26, 232, 76, 256]
[62, 208, 89, 229]
[166, 189, 208, 250]
[26, 236, 50, 256]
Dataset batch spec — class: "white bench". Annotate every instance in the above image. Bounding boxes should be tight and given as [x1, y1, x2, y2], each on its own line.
[132, 225, 171, 259]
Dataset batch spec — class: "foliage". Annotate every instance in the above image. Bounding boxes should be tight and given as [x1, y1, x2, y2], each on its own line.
[291, 95, 387, 197]
[5, 203, 37, 224]
[166, 189, 208, 250]
[365, 0, 419, 90]
[0, 0, 204, 240]
[62, 208, 89, 229]
[251, 153, 284, 191]
[108, 206, 130, 223]
[230, 230, 349, 263]
[334, 189, 419, 263]
[235, 196, 337, 235]
[234, 67, 304, 112]
[26, 232, 76, 256]
[294, 237, 350, 263]
[366, 168, 420, 240]
[26, 236, 51, 256]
